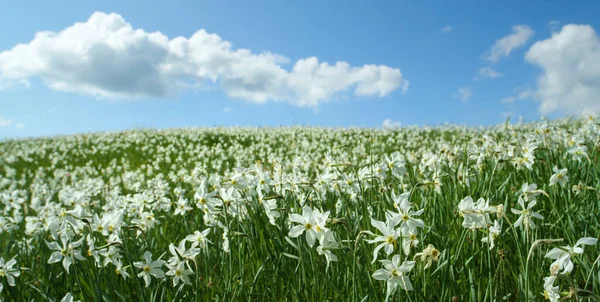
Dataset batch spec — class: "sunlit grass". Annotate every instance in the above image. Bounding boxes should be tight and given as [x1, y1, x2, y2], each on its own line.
[0, 117, 599, 301]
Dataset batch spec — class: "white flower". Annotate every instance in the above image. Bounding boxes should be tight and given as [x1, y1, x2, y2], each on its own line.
[520, 183, 541, 201]
[366, 216, 401, 263]
[386, 193, 424, 231]
[133, 251, 166, 287]
[545, 237, 597, 275]
[0, 257, 20, 293]
[174, 197, 192, 216]
[549, 167, 568, 187]
[372, 255, 416, 299]
[401, 226, 420, 256]
[113, 259, 130, 280]
[458, 196, 494, 229]
[511, 197, 543, 230]
[168, 239, 200, 265]
[186, 229, 212, 250]
[165, 261, 194, 287]
[541, 276, 560, 302]
[257, 190, 280, 226]
[414, 244, 440, 269]
[46, 234, 86, 273]
[383, 152, 407, 179]
[316, 230, 338, 272]
[288, 206, 329, 247]
[60, 293, 81, 302]
[481, 220, 501, 250]
[194, 186, 221, 213]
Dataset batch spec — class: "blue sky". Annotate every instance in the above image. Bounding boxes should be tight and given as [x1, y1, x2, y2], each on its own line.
[1, 0, 600, 138]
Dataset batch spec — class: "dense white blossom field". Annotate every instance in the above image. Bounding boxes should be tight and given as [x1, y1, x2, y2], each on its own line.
[1, 117, 600, 301]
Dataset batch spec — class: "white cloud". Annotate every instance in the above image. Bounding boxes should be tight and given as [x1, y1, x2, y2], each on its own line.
[453, 87, 472, 102]
[0, 12, 408, 108]
[222, 107, 232, 113]
[500, 96, 516, 103]
[525, 24, 600, 115]
[441, 26, 453, 33]
[382, 118, 401, 129]
[485, 25, 535, 62]
[0, 116, 12, 127]
[0, 116, 24, 129]
[500, 88, 534, 104]
[477, 67, 503, 79]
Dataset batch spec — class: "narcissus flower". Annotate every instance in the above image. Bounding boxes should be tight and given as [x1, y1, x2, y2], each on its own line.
[372, 255, 416, 299]
[545, 237, 597, 275]
[549, 167, 568, 187]
[414, 244, 440, 269]
[511, 197, 543, 230]
[133, 251, 166, 287]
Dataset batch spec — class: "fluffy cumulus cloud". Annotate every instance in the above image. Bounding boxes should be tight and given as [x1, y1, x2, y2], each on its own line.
[525, 24, 600, 115]
[382, 118, 401, 129]
[0, 12, 408, 108]
[485, 25, 535, 62]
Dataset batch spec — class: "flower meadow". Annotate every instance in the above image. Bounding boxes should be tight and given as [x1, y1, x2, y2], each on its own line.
[1, 117, 600, 301]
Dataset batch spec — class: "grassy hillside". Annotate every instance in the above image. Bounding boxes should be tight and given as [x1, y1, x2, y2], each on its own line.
[1, 117, 599, 301]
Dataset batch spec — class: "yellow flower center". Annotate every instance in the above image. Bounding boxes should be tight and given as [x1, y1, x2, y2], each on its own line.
[143, 265, 151, 273]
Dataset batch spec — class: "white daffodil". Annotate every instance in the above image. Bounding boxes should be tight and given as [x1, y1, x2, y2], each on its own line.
[366, 216, 402, 263]
[386, 194, 424, 231]
[549, 166, 568, 187]
[186, 229, 212, 250]
[165, 261, 194, 287]
[257, 190, 280, 226]
[414, 244, 440, 269]
[46, 234, 86, 274]
[113, 259, 130, 280]
[168, 239, 200, 265]
[481, 220, 501, 250]
[520, 183, 541, 201]
[194, 186, 221, 213]
[511, 197, 543, 230]
[372, 255, 416, 299]
[0, 257, 20, 294]
[458, 196, 494, 229]
[288, 206, 329, 247]
[173, 197, 192, 216]
[316, 230, 339, 272]
[545, 237, 597, 275]
[401, 225, 420, 256]
[541, 276, 560, 302]
[133, 251, 166, 287]
[60, 293, 81, 302]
